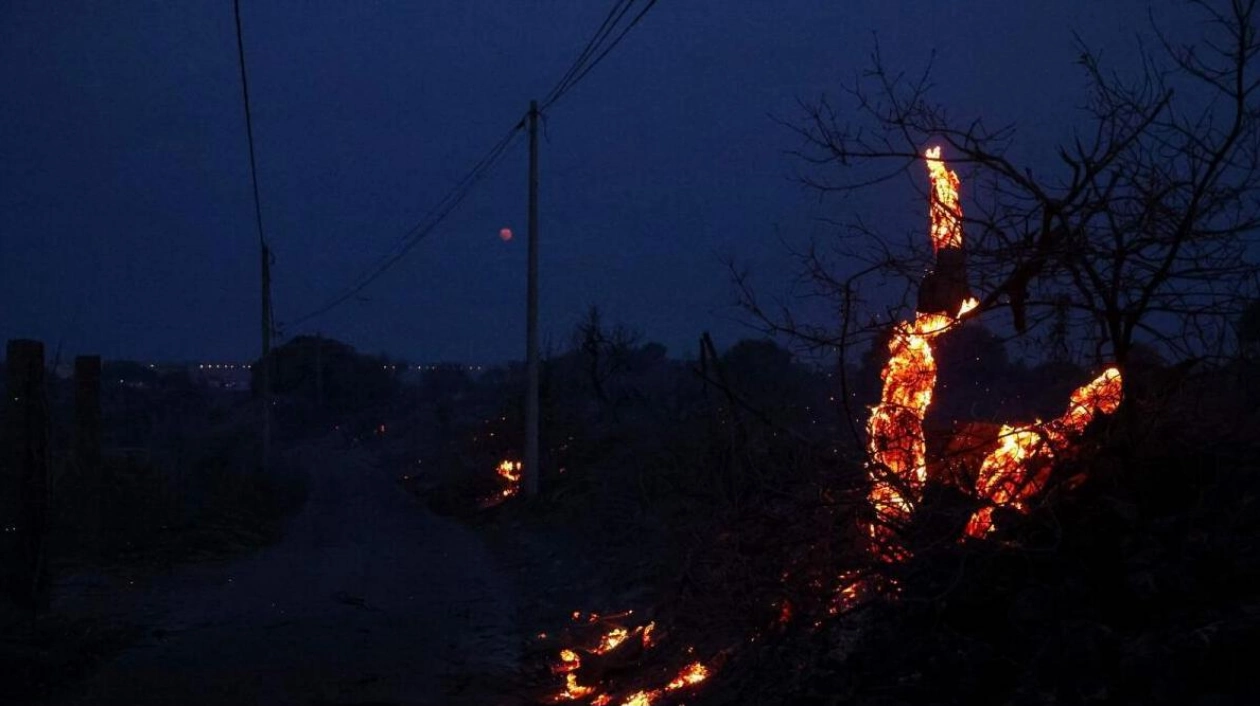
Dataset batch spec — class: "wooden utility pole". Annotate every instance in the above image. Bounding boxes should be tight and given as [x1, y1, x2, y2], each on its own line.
[3, 339, 50, 612]
[261, 244, 272, 474]
[524, 100, 541, 498]
[235, 0, 271, 475]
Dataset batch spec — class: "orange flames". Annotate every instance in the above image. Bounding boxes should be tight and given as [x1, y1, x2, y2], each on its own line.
[550, 611, 707, 705]
[614, 663, 711, 706]
[925, 145, 963, 252]
[866, 301, 977, 555]
[562, 672, 596, 702]
[664, 661, 710, 690]
[479, 459, 522, 507]
[865, 147, 977, 557]
[479, 459, 524, 508]
[865, 146, 1122, 555]
[497, 459, 522, 496]
[964, 367, 1122, 537]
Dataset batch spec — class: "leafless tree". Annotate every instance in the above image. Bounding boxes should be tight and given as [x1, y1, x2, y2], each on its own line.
[763, 0, 1260, 385]
[571, 305, 643, 405]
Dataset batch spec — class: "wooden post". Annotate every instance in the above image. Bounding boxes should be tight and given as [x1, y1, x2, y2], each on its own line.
[235, 0, 272, 475]
[315, 332, 324, 409]
[3, 339, 50, 612]
[75, 355, 103, 560]
[524, 100, 541, 498]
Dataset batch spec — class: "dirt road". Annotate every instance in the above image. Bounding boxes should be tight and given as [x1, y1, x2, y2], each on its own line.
[61, 441, 520, 704]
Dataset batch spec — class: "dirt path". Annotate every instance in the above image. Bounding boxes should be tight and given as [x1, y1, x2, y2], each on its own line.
[59, 441, 521, 704]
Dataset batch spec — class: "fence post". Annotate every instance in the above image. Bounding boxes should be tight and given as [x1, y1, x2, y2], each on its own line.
[3, 339, 50, 613]
[75, 355, 103, 560]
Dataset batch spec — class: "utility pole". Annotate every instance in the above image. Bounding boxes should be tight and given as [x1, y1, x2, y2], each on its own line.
[234, 0, 271, 475]
[524, 100, 541, 498]
[261, 243, 272, 474]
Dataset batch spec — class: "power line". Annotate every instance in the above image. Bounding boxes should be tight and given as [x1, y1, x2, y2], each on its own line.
[284, 0, 662, 328]
[232, 0, 268, 255]
[542, 0, 634, 107]
[285, 119, 525, 329]
[543, 0, 660, 111]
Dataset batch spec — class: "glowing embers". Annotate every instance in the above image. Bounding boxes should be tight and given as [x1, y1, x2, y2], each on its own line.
[1061, 367, 1124, 434]
[561, 669, 596, 702]
[615, 663, 711, 706]
[863, 145, 1122, 557]
[964, 367, 1122, 537]
[550, 611, 709, 705]
[924, 145, 963, 252]
[496, 459, 522, 498]
[866, 300, 978, 557]
[551, 611, 654, 703]
[480, 459, 523, 507]
[664, 661, 710, 690]
[605, 662, 711, 706]
[864, 147, 979, 560]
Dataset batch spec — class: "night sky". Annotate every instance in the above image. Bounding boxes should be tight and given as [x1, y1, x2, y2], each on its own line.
[2, 1, 1164, 364]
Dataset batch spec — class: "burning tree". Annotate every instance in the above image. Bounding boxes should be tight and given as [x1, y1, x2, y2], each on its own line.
[864, 148, 1123, 558]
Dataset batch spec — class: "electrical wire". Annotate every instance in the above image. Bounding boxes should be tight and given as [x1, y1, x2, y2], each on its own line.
[233, 0, 277, 345]
[283, 0, 661, 328]
[542, 0, 634, 107]
[284, 118, 525, 329]
[543, 0, 660, 111]
[233, 0, 267, 253]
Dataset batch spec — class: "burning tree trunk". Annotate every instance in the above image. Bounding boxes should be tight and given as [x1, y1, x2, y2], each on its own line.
[865, 309, 967, 556]
[865, 147, 1122, 557]
[866, 148, 976, 559]
[918, 148, 972, 317]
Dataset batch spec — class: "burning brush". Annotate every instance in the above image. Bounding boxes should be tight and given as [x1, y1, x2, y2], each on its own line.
[964, 366, 1122, 537]
[545, 610, 712, 705]
[479, 459, 523, 508]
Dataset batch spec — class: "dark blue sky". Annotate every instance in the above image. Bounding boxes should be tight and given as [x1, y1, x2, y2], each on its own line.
[1, 0, 1162, 363]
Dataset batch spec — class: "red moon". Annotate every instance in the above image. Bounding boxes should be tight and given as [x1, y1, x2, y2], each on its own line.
[499, 227, 513, 242]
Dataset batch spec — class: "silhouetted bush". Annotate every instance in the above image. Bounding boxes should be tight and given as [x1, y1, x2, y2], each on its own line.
[255, 335, 401, 413]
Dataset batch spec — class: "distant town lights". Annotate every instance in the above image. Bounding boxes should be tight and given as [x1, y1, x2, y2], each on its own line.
[183, 361, 483, 373]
